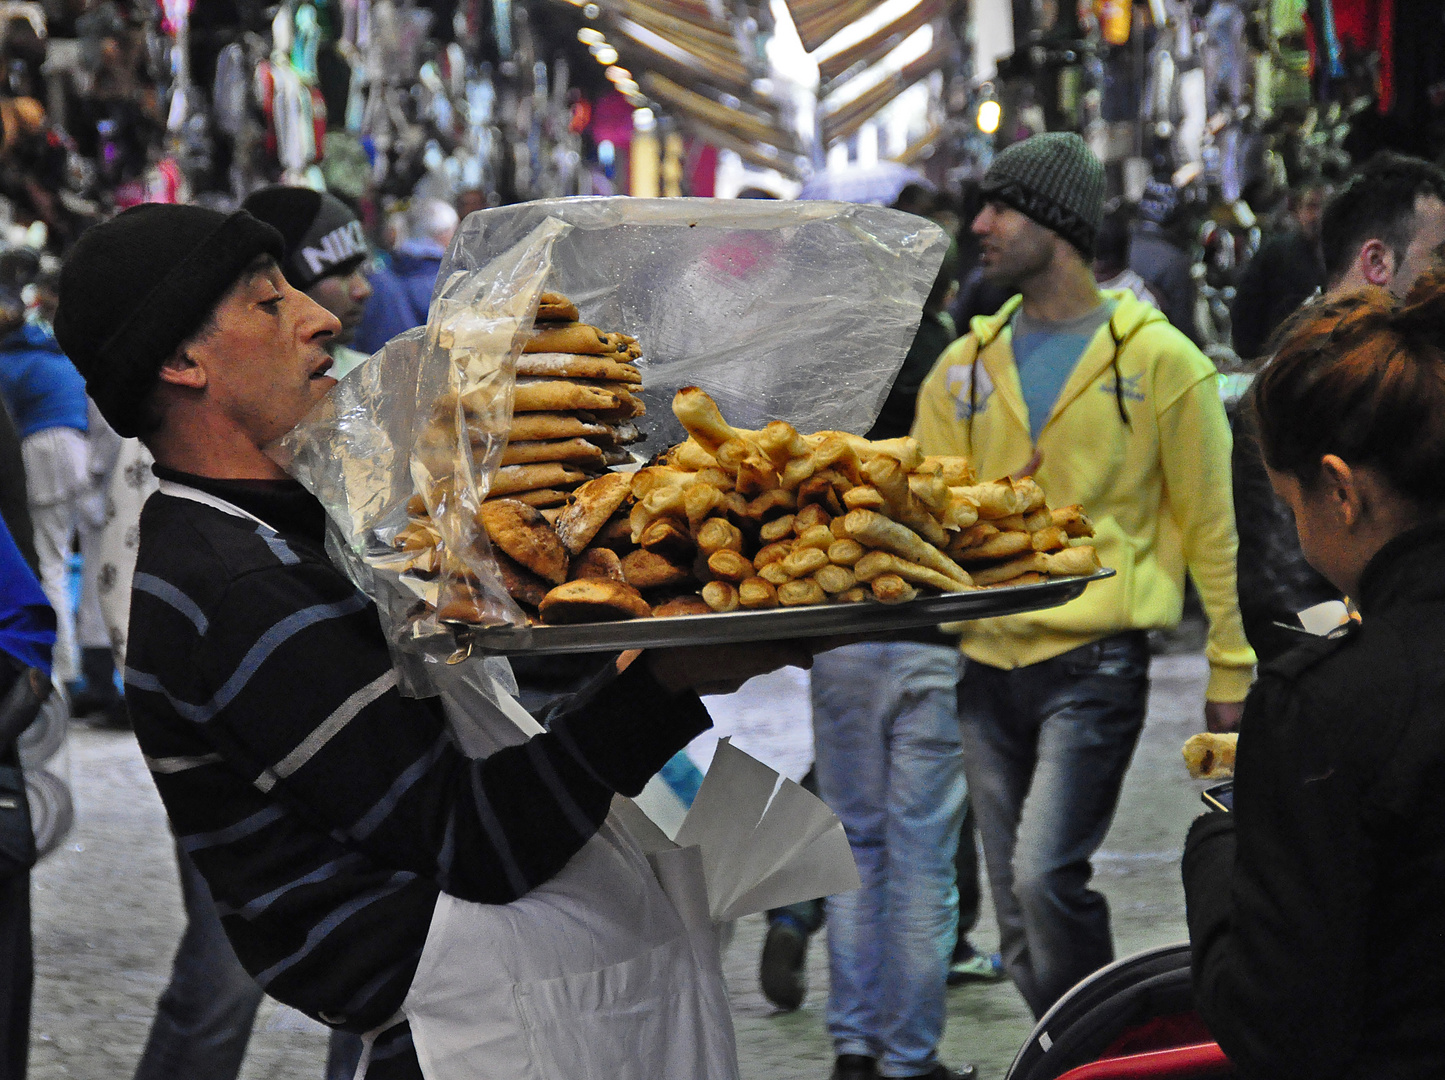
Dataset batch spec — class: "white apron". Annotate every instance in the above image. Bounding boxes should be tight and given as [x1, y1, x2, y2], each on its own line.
[156, 482, 738, 1080]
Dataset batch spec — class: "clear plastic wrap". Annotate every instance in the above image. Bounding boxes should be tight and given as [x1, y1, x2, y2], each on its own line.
[441, 197, 949, 447]
[273, 198, 946, 689]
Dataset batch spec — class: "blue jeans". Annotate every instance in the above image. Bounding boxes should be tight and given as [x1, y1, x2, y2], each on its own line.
[812, 642, 966, 1077]
[133, 844, 265, 1080]
[956, 632, 1149, 1018]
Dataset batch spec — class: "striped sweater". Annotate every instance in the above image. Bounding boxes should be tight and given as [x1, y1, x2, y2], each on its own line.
[125, 470, 711, 1042]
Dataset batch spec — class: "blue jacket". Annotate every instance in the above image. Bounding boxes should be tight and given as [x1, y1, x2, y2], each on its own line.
[352, 240, 445, 355]
[0, 515, 53, 675]
[0, 322, 88, 438]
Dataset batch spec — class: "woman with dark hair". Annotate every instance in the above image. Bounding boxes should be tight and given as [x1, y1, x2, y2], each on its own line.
[1183, 267, 1445, 1079]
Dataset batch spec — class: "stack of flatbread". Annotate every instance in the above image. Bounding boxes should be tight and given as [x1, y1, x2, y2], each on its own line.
[492, 291, 647, 509]
[944, 482, 1097, 586]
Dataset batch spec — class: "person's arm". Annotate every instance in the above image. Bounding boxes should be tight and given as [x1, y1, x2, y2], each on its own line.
[1155, 364, 1256, 706]
[1183, 671, 1373, 1078]
[189, 562, 711, 904]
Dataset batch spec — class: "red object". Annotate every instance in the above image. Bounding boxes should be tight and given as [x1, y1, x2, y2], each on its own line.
[1101, 1013, 1215, 1058]
[1054, 1042, 1233, 1080]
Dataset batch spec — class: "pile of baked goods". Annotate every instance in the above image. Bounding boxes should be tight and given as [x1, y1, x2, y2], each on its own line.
[492, 291, 647, 508]
[401, 383, 1103, 625]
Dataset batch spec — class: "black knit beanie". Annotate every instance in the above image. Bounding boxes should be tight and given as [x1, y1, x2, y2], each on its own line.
[241, 187, 368, 291]
[980, 132, 1106, 257]
[54, 204, 283, 438]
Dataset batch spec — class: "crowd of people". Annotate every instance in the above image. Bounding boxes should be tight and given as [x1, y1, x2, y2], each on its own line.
[0, 122, 1443, 1080]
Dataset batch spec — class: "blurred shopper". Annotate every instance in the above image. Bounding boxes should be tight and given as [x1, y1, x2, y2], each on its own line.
[0, 514, 53, 1080]
[1232, 153, 1445, 665]
[1128, 178, 1200, 344]
[243, 187, 375, 378]
[809, 239, 977, 1080]
[1185, 268, 1445, 1080]
[1093, 208, 1159, 309]
[0, 285, 88, 685]
[1230, 178, 1329, 359]
[353, 197, 459, 355]
[913, 133, 1254, 1018]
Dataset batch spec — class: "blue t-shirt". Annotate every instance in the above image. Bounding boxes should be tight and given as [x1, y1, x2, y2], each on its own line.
[1012, 300, 1117, 443]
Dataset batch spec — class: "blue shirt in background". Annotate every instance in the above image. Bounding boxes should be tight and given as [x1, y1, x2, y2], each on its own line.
[1012, 300, 1117, 443]
[0, 322, 88, 438]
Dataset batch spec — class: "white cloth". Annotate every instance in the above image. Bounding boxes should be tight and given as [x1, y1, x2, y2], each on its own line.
[395, 665, 739, 1080]
[22, 426, 88, 680]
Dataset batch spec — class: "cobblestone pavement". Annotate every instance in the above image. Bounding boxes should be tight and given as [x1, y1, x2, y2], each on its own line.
[26, 651, 1214, 1080]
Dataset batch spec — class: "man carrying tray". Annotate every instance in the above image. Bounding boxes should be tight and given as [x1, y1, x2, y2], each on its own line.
[912, 133, 1255, 1018]
[53, 203, 810, 1079]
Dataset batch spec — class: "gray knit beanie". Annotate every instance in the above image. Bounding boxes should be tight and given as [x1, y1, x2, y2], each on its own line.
[980, 132, 1106, 257]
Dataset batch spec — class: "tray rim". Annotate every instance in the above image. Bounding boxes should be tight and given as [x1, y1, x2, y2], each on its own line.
[460, 568, 1115, 655]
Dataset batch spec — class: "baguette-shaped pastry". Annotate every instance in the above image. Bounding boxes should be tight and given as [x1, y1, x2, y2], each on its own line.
[512, 381, 621, 414]
[953, 479, 1021, 519]
[500, 438, 607, 468]
[842, 509, 973, 585]
[507, 412, 611, 442]
[870, 574, 917, 604]
[970, 552, 1050, 586]
[524, 322, 622, 355]
[515, 353, 642, 382]
[954, 531, 1035, 563]
[853, 549, 974, 592]
[491, 464, 588, 497]
[1182, 732, 1238, 779]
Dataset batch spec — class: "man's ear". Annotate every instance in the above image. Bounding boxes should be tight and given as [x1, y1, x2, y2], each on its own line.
[1358, 239, 1397, 288]
[156, 347, 207, 390]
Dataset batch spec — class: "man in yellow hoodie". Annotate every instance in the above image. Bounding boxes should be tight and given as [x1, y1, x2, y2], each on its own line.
[912, 133, 1254, 1018]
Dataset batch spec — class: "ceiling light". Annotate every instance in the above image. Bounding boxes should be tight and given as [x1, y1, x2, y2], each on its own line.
[595, 46, 618, 64]
[605, 65, 632, 82]
[582, 2, 600, 17]
[577, 27, 604, 45]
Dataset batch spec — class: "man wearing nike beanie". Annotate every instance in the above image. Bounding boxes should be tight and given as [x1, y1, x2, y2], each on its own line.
[242, 187, 375, 379]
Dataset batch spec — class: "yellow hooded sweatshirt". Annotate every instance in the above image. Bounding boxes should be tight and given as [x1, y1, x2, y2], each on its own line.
[912, 291, 1255, 702]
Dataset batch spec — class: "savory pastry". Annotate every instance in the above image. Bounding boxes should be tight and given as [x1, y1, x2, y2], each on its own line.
[539, 579, 653, 623]
[568, 547, 626, 582]
[515, 353, 643, 383]
[476, 499, 569, 585]
[652, 594, 713, 617]
[553, 472, 633, 555]
[536, 291, 581, 323]
[524, 323, 625, 356]
[1182, 732, 1238, 779]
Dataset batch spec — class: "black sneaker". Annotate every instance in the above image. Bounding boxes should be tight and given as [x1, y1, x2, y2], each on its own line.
[760, 918, 808, 1011]
[830, 1055, 877, 1080]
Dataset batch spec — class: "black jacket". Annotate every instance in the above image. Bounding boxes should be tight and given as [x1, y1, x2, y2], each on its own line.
[1229, 228, 1324, 360]
[1183, 525, 1445, 1079]
[1228, 399, 1340, 664]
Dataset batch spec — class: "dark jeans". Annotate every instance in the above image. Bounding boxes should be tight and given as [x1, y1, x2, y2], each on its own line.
[133, 844, 264, 1080]
[956, 632, 1149, 1018]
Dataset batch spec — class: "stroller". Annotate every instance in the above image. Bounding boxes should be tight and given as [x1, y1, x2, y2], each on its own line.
[1004, 943, 1234, 1080]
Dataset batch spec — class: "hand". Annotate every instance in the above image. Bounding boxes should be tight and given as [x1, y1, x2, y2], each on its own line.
[643, 640, 817, 697]
[1205, 700, 1244, 733]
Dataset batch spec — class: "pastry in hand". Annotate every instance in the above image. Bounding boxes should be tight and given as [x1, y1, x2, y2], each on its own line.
[1182, 732, 1238, 780]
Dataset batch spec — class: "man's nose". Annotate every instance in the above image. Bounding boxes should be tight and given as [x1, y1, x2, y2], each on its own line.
[971, 208, 992, 235]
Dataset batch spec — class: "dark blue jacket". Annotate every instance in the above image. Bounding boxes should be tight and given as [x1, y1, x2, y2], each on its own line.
[352, 241, 445, 355]
[0, 322, 88, 438]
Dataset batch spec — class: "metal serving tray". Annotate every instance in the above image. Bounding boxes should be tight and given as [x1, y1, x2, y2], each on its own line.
[461, 569, 1114, 656]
